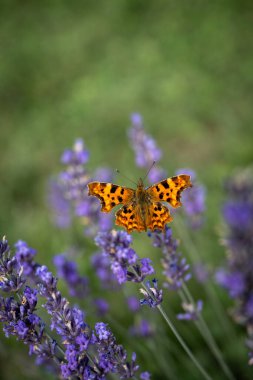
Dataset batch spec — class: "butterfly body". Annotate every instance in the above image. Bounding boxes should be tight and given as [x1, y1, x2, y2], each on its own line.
[87, 175, 192, 233]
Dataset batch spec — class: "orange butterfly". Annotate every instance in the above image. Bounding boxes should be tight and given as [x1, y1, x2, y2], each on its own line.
[87, 175, 192, 233]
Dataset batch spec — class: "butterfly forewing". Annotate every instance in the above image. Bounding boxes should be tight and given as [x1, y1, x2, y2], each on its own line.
[87, 182, 134, 212]
[147, 175, 192, 208]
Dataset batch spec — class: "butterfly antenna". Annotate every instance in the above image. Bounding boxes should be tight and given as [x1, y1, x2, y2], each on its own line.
[115, 169, 137, 186]
[143, 161, 156, 182]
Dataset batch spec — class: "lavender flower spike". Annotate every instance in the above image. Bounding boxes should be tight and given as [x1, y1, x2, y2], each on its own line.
[149, 226, 191, 291]
[216, 168, 253, 362]
[128, 113, 166, 183]
[95, 230, 155, 284]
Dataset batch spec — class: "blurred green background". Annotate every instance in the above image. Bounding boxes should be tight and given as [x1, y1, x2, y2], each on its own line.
[1, 1, 253, 379]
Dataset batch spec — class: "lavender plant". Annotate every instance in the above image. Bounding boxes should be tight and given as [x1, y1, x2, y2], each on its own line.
[1, 113, 244, 380]
[0, 237, 149, 379]
[216, 168, 253, 364]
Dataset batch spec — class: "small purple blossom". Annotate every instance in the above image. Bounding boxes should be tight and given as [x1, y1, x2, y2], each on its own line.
[94, 298, 109, 316]
[215, 269, 245, 298]
[91, 251, 118, 288]
[61, 138, 90, 165]
[139, 258, 155, 277]
[177, 300, 203, 321]
[15, 240, 37, 276]
[140, 371, 151, 380]
[127, 296, 140, 312]
[223, 202, 253, 230]
[0, 237, 25, 293]
[95, 322, 111, 340]
[23, 286, 38, 310]
[140, 279, 163, 308]
[53, 254, 89, 298]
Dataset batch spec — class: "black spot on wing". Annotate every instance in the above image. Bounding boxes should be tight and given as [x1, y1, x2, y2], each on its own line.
[118, 196, 123, 202]
[120, 188, 125, 195]
[159, 192, 164, 199]
[111, 185, 117, 193]
[161, 180, 170, 189]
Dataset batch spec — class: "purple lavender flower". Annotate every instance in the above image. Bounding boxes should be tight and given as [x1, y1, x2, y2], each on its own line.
[140, 279, 163, 308]
[215, 269, 245, 298]
[49, 139, 113, 236]
[177, 300, 203, 321]
[223, 201, 253, 230]
[140, 371, 151, 380]
[216, 169, 253, 362]
[15, 240, 37, 276]
[149, 226, 191, 291]
[127, 296, 140, 312]
[2, 237, 148, 379]
[94, 298, 109, 317]
[95, 230, 154, 284]
[128, 113, 165, 183]
[0, 239, 51, 361]
[128, 113, 162, 167]
[91, 251, 118, 288]
[94, 323, 140, 378]
[0, 237, 25, 293]
[53, 254, 89, 298]
[175, 168, 206, 229]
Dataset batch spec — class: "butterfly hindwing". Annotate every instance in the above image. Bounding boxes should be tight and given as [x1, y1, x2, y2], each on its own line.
[147, 202, 173, 231]
[147, 175, 192, 208]
[88, 182, 134, 212]
[115, 203, 146, 233]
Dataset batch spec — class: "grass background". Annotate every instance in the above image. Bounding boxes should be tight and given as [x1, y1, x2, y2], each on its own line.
[0, 1, 253, 379]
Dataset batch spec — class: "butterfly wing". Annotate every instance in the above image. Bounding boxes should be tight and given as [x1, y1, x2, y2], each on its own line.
[87, 182, 134, 212]
[115, 203, 146, 233]
[147, 175, 192, 208]
[146, 202, 173, 231]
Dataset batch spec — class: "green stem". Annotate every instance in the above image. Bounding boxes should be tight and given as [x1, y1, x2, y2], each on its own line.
[181, 283, 236, 380]
[157, 303, 212, 380]
[174, 216, 234, 338]
[140, 281, 212, 380]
